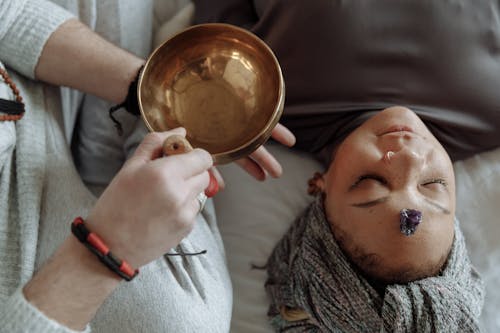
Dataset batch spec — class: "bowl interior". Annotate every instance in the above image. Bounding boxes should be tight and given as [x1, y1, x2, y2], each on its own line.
[138, 23, 283, 164]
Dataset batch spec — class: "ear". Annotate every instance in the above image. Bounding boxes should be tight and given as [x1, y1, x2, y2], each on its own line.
[307, 172, 326, 196]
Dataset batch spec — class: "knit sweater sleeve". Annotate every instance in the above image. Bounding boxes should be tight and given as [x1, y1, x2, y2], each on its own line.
[0, 287, 90, 333]
[0, 0, 74, 79]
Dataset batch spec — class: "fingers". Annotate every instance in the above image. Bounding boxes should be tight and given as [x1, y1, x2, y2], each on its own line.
[209, 167, 225, 190]
[130, 126, 291, 185]
[271, 123, 296, 147]
[204, 170, 219, 197]
[235, 157, 266, 181]
[195, 192, 207, 213]
[252, 146, 282, 177]
[235, 145, 283, 181]
[155, 148, 213, 179]
[162, 135, 219, 196]
[233, 124, 293, 181]
[241, 145, 283, 179]
[129, 128, 187, 165]
[185, 172, 210, 217]
[185, 193, 206, 221]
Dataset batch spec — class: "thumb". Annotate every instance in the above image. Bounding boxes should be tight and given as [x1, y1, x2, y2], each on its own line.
[130, 127, 187, 165]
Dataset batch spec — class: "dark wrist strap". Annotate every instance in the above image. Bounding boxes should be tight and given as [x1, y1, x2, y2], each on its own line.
[0, 99, 24, 114]
[109, 65, 144, 136]
[71, 217, 139, 281]
[0, 67, 25, 122]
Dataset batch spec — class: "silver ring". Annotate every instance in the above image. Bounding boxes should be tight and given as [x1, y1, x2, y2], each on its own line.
[196, 192, 207, 213]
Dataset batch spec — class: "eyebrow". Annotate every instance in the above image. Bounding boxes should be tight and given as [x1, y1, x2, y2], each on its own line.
[351, 197, 451, 214]
[351, 197, 389, 208]
[423, 198, 451, 215]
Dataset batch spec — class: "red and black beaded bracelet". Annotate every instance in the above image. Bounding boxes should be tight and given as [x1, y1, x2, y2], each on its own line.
[71, 217, 139, 281]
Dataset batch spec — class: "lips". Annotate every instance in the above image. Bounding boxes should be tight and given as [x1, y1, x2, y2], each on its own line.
[379, 125, 414, 136]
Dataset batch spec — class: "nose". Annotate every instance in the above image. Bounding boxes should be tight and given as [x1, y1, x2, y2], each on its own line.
[396, 145, 426, 170]
[381, 145, 429, 185]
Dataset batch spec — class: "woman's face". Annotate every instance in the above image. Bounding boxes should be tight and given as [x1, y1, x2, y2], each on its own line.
[323, 106, 456, 281]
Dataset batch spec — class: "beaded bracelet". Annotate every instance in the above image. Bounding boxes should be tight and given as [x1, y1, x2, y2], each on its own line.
[71, 217, 139, 281]
[0, 67, 25, 122]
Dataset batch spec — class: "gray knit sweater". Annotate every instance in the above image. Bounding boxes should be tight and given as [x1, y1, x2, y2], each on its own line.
[0, 1, 232, 332]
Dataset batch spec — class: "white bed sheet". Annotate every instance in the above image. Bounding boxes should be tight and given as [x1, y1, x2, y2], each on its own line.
[214, 144, 500, 333]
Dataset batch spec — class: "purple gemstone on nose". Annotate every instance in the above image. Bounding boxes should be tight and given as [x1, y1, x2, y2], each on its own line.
[400, 209, 422, 236]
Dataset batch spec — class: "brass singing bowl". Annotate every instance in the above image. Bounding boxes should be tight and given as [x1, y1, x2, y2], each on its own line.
[138, 23, 285, 164]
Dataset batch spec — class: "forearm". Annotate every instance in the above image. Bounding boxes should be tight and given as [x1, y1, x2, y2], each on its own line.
[35, 19, 144, 103]
[23, 235, 121, 331]
[0, 0, 74, 79]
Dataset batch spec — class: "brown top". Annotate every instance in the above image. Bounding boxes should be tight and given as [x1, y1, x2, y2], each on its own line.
[194, 0, 500, 162]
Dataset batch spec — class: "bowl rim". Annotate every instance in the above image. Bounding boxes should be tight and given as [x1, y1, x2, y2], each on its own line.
[137, 22, 285, 164]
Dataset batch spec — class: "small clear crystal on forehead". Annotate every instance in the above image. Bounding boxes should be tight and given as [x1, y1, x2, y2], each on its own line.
[400, 209, 422, 236]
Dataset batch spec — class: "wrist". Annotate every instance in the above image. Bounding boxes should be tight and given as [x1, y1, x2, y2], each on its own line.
[116, 60, 145, 104]
[71, 217, 139, 281]
[59, 234, 124, 284]
[23, 235, 121, 330]
[109, 64, 144, 135]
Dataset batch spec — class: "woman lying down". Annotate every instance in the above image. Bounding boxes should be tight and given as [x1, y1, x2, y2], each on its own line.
[265, 106, 484, 332]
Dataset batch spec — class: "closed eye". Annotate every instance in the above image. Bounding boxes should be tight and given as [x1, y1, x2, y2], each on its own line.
[421, 178, 448, 187]
[421, 178, 448, 191]
[349, 174, 387, 190]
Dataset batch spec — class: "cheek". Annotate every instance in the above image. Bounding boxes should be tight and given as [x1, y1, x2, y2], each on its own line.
[327, 207, 396, 260]
[422, 212, 455, 245]
[322, 181, 346, 228]
[325, 146, 356, 189]
[323, 191, 361, 233]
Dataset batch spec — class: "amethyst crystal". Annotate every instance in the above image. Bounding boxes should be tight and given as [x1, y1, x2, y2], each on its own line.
[400, 209, 422, 236]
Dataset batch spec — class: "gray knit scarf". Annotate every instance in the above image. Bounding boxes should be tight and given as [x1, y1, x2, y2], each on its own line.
[266, 196, 484, 332]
